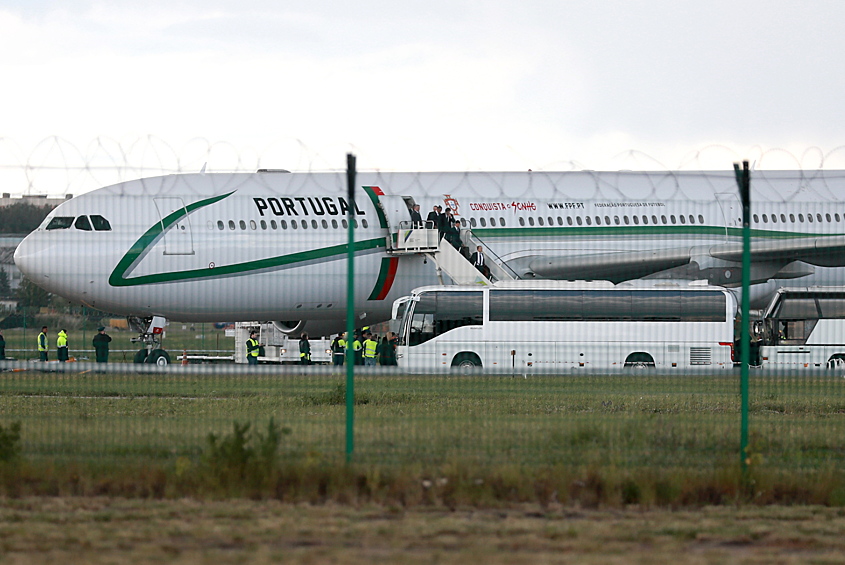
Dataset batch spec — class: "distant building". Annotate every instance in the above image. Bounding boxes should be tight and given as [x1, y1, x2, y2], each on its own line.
[0, 194, 70, 208]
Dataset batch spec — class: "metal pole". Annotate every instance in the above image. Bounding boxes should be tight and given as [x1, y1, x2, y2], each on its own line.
[734, 160, 751, 474]
[345, 153, 357, 463]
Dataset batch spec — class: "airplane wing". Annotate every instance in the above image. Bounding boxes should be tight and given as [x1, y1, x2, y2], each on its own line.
[528, 235, 845, 282]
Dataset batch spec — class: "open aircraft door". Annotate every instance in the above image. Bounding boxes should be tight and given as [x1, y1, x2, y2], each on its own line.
[715, 192, 741, 241]
[154, 197, 195, 255]
[377, 195, 417, 232]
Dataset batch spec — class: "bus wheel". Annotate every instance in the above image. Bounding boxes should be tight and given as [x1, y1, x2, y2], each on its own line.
[624, 353, 655, 369]
[145, 349, 171, 366]
[452, 353, 482, 371]
[827, 355, 845, 370]
[133, 349, 149, 364]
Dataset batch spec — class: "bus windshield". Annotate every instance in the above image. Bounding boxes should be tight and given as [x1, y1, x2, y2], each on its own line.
[402, 290, 483, 346]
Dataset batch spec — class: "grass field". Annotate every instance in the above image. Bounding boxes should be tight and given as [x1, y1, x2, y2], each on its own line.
[0, 365, 843, 505]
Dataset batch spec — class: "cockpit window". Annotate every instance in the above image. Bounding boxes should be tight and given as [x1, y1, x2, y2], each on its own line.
[90, 215, 112, 231]
[45, 217, 74, 230]
[74, 216, 93, 231]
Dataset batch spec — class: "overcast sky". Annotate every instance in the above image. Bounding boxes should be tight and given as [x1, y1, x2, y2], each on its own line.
[2, 0, 845, 194]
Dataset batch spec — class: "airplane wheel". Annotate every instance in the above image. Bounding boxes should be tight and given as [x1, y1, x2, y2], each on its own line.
[145, 349, 171, 366]
[134, 349, 149, 364]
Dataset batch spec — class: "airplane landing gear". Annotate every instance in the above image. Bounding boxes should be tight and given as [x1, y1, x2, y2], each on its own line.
[128, 316, 170, 366]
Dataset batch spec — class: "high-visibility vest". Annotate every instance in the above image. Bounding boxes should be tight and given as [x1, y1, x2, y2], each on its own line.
[363, 338, 378, 359]
[38, 332, 48, 352]
[57, 331, 67, 348]
[247, 338, 260, 357]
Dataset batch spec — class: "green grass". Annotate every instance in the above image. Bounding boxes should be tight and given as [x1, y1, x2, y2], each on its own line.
[0, 368, 842, 504]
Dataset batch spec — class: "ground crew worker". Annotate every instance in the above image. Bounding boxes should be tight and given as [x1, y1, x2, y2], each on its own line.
[37, 326, 48, 362]
[363, 331, 378, 366]
[57, 329, 69, 362]
[331, 334, 345, 366]
[246, 330, 260, 365]
[352, 332, 364, 366]
[92, 326, 112, 363]
[299, 332, 311, 365]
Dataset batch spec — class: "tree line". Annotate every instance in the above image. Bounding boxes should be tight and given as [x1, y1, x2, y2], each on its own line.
[0, 202, 55, 234]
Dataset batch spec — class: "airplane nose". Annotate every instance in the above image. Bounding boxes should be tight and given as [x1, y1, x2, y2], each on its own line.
[14, 233, 50, 284]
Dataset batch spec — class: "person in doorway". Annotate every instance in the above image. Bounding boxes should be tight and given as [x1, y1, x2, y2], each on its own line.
[56, 329, 69, 362]
[363, 331, 378, 366]
[38, 326, 48, 362]
[410, 204, 423, 228]
[299, 332, 312, 365]
[246, 330, 260, 365]
[378, 332, 398, 366]
[92, 326, 112, 363]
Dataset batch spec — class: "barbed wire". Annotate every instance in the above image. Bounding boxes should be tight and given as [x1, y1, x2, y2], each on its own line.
[2, 136, 845, 198]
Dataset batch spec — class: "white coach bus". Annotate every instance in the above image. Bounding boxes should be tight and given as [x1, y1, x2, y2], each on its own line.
[757, 287, 845, 369]
[392, 280, 736, 372]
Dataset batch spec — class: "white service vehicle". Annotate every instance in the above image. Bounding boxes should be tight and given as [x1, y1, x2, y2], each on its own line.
[234, 322, 333, 364]
[393, 280, 736, 372]
[757, 287, 845, 369]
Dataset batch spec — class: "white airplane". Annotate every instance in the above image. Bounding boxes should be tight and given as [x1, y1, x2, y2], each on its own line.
[14, 168, 845, 364]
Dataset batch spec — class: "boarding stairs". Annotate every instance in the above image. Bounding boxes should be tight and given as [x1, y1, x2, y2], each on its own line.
[387, 221, 517, 286]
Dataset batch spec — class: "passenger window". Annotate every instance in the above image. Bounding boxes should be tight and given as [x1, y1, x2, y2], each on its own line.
[538, 217, 544, 226]
[46, 217, 74, 230]
[362, 219, 368, 229]
[808, 214, 813, 223]
[670, 215, 676, 224]
[576, 217, 583, 226]
[332, 219, 338, 229]
[499, 217, 505, 226]
[548, 216, 553, 225]
[273, 220, 280, 229]
[567, 217, 573, 226]
[798, 214, 804, 222]
[557, 217, 563, 226]
[249, 220, 257, 230]
[837, 214, 841, 222]
[470, 218, 477, 228]
[260, 220, 267, 230]
[228, 220, 235, 230]
[90, 215, 111, 231]
[528, 217, 535, 226]
[753, 214, 759, 223]
[585, 216, 592, 225]
[614, 216, 620, 225]
[480, 218, 486, 227]
[827, 213, 832, 222]
[679, 215, 686, 224]
[632, 216, 639, 225]
[217, 220, 224, 230]
[641, 216, 648, 225]
[780, 214, 786, 223]
[688, 215, 694, 224]
[817, 213, 823, 222]
[75, 216, 92, 231]
[623, 216, 630, 225]
[490, 218, 497, 227]
[790, 214, 796, 222]
[342, 219, 348, 229]
[311, 220, 318, 229]
[322, 219, 328, 229]
[605, 216, 610, 225]
[698, 214, 704, 224]
[519, 217, 525, 226]
[239, 220, 246, 230]
[661, 215, 667, 224]
[762, 214, 768, 223]
[292, 220, 298, 229]
[301, 220, 308, 229]
[352, 219, 358, 228]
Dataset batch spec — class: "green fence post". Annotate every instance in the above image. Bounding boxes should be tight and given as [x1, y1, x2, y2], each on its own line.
[345, 153, 357, 463]
[734, 161, 751, 475]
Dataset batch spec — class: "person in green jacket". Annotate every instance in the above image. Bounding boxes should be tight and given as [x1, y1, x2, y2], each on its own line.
[57, 329, 69, 362]
[299, 332, 311, 365]
[37, 326, 48, 362]
[92, 327, 112, 363]
[378, 332, 398, 366]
